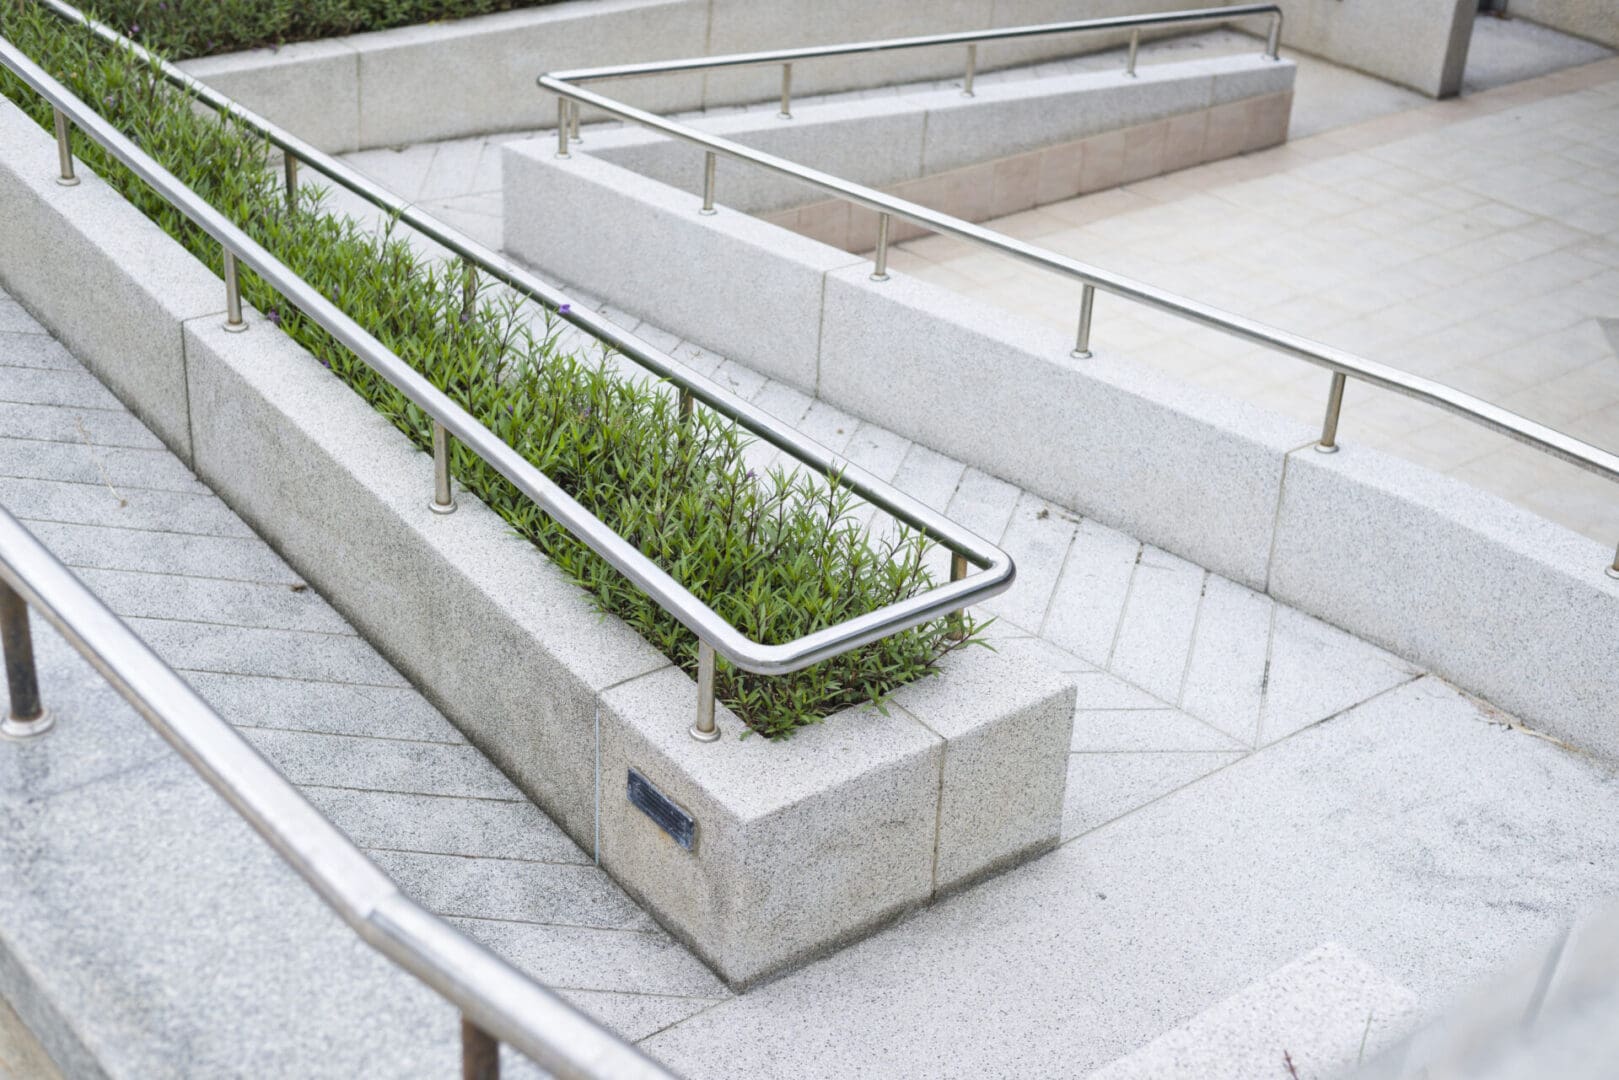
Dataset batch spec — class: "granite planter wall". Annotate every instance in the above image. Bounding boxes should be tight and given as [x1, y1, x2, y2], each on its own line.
[0, 99, 1076, 989]
[501, 102, 1619, 761]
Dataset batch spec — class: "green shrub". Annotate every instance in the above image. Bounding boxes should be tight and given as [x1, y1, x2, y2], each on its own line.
[65, 0, 565, 60]
[0, 2, 981, 738]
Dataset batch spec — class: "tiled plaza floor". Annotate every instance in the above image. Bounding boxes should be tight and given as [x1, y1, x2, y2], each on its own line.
[890, 56, 1619, 544]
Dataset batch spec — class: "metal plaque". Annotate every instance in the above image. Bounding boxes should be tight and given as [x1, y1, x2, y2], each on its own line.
[627, 768, 695, 851]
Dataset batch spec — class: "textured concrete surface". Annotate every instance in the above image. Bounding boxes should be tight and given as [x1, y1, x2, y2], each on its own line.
[637, 676, 1619, 1079]
[1359, 898, 1619, 1079]
[1089, 943, 1420, 1080]
[0, 288, 726, 1073]
[0, 100, 222, 462]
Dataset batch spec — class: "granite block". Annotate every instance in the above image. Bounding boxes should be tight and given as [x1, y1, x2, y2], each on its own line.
[0, 101, 222, 462]
[817, 266, 1310, 588]
[597, 666, 943, 989]
[888, 647, 1075, 894]
[1270, 442, 1619, 759]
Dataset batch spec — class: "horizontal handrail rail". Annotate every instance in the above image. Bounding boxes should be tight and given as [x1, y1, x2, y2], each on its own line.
[548, 2, 1282, 83]
[539, 6, 1619, 577]
[12, 0, 1016, 750]
[0, 506, 676, 1079]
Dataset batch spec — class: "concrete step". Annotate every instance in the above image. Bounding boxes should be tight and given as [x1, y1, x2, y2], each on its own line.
[1087, 944, 1421, 1080]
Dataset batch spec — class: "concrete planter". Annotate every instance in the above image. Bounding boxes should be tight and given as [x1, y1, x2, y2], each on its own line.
[0, 99, 1076, 989]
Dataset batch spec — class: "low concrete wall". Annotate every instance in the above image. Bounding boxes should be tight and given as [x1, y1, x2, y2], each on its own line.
[0, 97, 1075, 990]
[175, 0, 1473, 155]
[1266, 0, 1476, 97]
[176, 0, 1288, 152]
[505, 127, 1619, 759]
[1504, 0, 1619, 49]
[1269, 443, 1619, 761]
[580, 53, 1293, 251]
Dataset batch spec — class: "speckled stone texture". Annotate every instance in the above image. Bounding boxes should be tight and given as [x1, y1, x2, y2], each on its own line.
[0, 101, 222, 462]
[503, 145, 865, 392]
[816, 264, 1312, 590]
[1270, 441, 1619, 760]
[1358, 900, 1619, 1079]
[1088, 943, 1420, 1079]
[576, 54, 1295, 214]
[597, 657, 1074, 989]
[0, 628, 475, 1080]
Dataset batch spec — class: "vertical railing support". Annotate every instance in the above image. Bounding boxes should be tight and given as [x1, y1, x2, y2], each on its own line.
[569, 101, 582, 143]
[1607, 544, 1619, 581]
[1126, 30, 1140, 76]
[1071, 284, 1095, 358]
[1266, 14, 1282, 60]
[699, 151, 717, 215]
[555, 98, 571, 158]
[0, 580, 51, 741]
[963, 43, 977, 97]
[1317, 372, 1347, 453]
[52, 107, 79, 187]
[690, 641, 719, 742]
[779, 63, 793, 119]
[283, 153, 299, 213]
[430, 421, 458, 514]
[871, 212, 891, 282]
[949, 552, 969, 642]
[461, 1017, 499, 1080]
[222, 248, 247, 333]
[679, 388, 695, 420]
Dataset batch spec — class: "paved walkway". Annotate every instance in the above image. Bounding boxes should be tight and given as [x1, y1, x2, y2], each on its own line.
[892, 56, 1619, 545]
[0, 287, 730, 1047]
[12, 264, 1619, 1080]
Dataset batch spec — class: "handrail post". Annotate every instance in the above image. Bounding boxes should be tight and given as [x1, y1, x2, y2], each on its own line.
[963, 43, 977, 97]
[222, 248, 247, 333]
[871, 212, 891, 282]
[52, 107, 79, 186]
[462, 1017, 499, 1080]
[1608, 545, 1619, 581]
[779, 62, 792, 119]
[690, 640, 719, 742]
[949, 552, 969, 641]
[1071, 284, 1095, 359]
[569, 101, 582, 143]
[430, 421, 458, 514]
[699, 151, 717, 215]
[1266, 12, 1282, 60]
[283, 152, 299, 212]
[555, 98, 570, 158]
[1126, 30, 1140, 77]
[1317, 372, 1346, 453]
[679, 388, 694, 420]
[0, 580, 51, 740]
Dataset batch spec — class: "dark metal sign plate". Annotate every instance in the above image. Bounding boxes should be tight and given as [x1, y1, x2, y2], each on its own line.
[627, 768, 695, 851]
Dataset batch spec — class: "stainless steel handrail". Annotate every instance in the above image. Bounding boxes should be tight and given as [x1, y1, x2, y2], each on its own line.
[13, 1, 1016, 748]
[538, 5, 1619, 577]
[0, 506, 675, 1079]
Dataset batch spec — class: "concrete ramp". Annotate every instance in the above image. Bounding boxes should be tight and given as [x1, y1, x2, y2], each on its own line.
[1089, 944, 1420, 1080]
